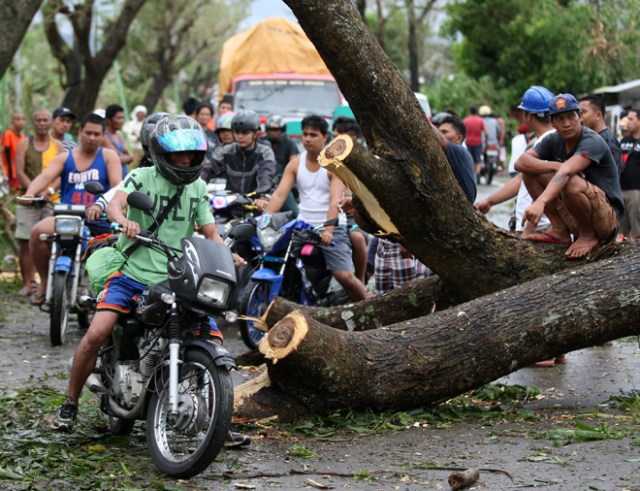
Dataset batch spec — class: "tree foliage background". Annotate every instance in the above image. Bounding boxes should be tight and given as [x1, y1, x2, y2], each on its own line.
[435, 0, 640, 116]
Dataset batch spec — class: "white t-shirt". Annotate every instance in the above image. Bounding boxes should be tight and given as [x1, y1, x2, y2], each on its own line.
[514, 130, 555, 232]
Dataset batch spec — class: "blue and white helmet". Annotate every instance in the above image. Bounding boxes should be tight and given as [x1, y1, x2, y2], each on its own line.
[149, 115, 207, 185]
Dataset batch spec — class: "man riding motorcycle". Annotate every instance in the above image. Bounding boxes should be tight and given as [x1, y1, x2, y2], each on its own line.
[52, 115, 245, 447]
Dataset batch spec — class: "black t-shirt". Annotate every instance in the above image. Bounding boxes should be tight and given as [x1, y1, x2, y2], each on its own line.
[446, 143, 477, 203]
[259, 136, 299, 176]
[619, 135, 640, 191]
[598, 127, 622, 172]
[533, 126, 624, 219]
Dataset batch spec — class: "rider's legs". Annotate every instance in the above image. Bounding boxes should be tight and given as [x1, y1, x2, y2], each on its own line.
[332, 269, 368, 301]
[53, 273, 147, 431]
[317, 226, 369, 301]
[29, 216, 55, 298]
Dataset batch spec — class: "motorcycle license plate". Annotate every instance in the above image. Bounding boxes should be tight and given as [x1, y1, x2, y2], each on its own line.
[486, 149, 498, 157]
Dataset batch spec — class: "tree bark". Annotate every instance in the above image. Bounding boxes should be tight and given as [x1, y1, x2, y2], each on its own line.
[406, 0, 420, 91]
[0, 0, 44, 80]
[239, 248, 640, 414]
[264, 275, 453, 331]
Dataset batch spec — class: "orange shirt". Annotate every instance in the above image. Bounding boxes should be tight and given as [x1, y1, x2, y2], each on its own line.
[1, 129, 26, 187]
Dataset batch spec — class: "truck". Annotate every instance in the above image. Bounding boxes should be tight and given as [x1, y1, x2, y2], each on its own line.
[217, 17, 343, 132]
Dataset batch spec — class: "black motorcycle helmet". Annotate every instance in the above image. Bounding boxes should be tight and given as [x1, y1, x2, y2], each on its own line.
[265, 115, 287, 144]
[149, 114, 207, 185]
[140, 112, 170, 151]
[231, 111, 260, 132]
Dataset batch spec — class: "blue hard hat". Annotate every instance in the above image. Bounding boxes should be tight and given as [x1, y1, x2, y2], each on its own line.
[548, 93, 580, 116]
[517, 86, 554, 115]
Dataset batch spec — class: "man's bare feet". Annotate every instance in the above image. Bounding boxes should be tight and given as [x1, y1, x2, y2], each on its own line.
[564, 235, 600, 259]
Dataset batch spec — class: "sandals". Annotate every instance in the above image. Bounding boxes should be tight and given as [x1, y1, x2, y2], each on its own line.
[18, 281, 39, 297]
[29, 291, 46, 306]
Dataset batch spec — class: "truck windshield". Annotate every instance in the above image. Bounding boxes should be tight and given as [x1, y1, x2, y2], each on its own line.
[234, 79, 341, 118]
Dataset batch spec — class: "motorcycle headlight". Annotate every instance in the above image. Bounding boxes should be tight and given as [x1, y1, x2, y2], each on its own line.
[257, 226, 285, 253]
[55, 216, 82, 235]
[197, 276, 231, 307]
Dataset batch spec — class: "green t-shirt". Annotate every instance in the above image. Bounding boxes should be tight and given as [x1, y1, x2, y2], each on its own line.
[116, 167, 214, 285]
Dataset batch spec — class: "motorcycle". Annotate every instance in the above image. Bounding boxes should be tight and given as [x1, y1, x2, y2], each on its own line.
[208, 181, 264, 291]
[21, 182, 106, 346]
[238, 213, 348, 349]
[482, 143, 499, 185]
[207, 180, 258, 239]
[85, 190, 237, 478]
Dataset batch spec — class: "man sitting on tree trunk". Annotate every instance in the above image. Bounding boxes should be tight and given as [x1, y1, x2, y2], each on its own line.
[516, 93, 624, 259]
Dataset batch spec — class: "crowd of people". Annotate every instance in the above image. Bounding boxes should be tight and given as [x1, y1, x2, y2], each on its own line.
[0, 83, 635, 431]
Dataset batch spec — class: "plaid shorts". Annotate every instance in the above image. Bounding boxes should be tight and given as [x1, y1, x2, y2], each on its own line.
[374, 239, 428, 294]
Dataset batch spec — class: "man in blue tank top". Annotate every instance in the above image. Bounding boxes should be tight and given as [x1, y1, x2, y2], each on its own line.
[22, 113, 122, 304]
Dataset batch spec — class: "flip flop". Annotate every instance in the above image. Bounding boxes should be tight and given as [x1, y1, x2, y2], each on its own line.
[525, 231, 572, 245]
[17, 281, 39, 297]
[29, 292, 46, 306]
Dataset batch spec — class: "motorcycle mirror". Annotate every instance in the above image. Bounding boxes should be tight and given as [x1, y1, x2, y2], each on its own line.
[127, 191, 154, 212]
[229, 223, 255, 241]
[84, 181, 105, 195]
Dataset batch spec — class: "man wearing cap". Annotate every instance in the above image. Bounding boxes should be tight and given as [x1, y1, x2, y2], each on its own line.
[477, 86, 555, 233]
[51, 107, 77, 152]
[516, 93, 624, 259]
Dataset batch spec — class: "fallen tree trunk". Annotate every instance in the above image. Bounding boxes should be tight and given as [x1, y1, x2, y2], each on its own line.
[261, 244, 632, 332]
[234, 250, 640, 415]
[264, 275, 452, 330]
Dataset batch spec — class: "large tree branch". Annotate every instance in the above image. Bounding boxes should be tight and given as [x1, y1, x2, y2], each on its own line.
[0, 0, 44, 79]
[235, 248, 640, 416]
[42, 0, 80, 88]
[95, 0, 147, 72]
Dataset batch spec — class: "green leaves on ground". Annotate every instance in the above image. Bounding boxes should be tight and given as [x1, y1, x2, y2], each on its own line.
[0, 385, 184, 490]
[547, 421, 624, 443]
[280, 383, 539, 438]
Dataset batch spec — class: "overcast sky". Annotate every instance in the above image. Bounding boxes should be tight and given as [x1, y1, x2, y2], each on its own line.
[243, 0, 296, 28]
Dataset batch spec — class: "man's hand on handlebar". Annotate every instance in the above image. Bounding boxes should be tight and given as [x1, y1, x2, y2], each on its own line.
[320, 229, 334, 246]
[232, 253, 246, 267]
[85, 204, 103, 221]
[120, 219, 140, 240]
[254, 197, 269, 211]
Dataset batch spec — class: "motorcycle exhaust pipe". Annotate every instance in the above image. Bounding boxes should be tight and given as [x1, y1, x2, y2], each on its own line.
[86, 373, 146, 419]
[86, 373, 107, 394]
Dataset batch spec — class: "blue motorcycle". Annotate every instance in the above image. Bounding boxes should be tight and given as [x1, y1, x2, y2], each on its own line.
[237, 213, 348, 349]
[38, 182, 107, 345]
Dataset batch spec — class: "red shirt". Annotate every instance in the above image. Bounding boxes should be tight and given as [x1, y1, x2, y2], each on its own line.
[463, 115, 486, 146]
[1, 129, 26, 188]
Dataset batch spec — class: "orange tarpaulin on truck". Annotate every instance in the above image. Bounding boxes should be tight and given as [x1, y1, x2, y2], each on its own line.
[218, 17, 331, 99]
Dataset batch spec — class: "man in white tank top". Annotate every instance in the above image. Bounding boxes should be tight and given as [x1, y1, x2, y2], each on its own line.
[257, 115, 369, 301]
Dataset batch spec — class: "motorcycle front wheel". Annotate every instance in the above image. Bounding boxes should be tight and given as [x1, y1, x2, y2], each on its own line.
[50, 271, 70, 346]
[146, 349, 233, 478]
[238, 280, 272, 350]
